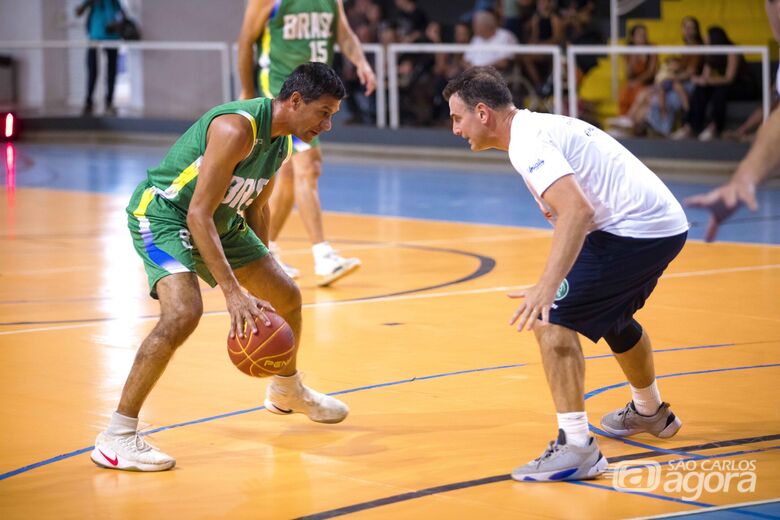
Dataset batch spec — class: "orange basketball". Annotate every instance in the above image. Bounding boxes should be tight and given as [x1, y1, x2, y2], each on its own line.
[226, 312, 296, 377]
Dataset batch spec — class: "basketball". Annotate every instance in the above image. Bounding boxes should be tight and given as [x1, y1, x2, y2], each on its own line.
[226, 312, 296, 377]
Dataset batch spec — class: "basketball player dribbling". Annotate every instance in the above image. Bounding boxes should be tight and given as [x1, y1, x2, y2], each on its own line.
[91, 64, 349, 473]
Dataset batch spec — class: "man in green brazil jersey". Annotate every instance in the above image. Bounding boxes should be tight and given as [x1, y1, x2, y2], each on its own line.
[238, 0, 376, 286]
[90, 63, 349, 472]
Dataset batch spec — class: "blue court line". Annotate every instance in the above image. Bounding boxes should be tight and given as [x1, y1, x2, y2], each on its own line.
[585, 363, 780, 459]
[0, 363, 526, 481]
[568, 480, 712, 507]
[0, 346, 774, 482]
[666, 500, 780, 520]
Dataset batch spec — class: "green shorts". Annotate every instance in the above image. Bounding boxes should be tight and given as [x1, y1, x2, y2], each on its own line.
[127, 185, 269, 299]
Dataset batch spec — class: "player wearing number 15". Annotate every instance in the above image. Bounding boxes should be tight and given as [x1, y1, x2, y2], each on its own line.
[238, 0, 376, 287]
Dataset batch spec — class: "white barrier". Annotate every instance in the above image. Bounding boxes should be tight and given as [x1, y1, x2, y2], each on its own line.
[231, 43, 386, 128]
[386, 43, 563, 129]
[0, 40, 232, 106]
[567, 44, 772, 121]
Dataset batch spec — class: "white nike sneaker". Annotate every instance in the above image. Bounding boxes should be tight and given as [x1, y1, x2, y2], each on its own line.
[264, 373, 348, 424]
[314, 252, 360, 287]
[91, 431, 176, 472]
[271, 252, 300, 279]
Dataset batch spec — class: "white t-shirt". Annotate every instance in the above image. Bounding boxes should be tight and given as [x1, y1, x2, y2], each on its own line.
[508, 110, 689, 238]
[464, 29, 518, 67]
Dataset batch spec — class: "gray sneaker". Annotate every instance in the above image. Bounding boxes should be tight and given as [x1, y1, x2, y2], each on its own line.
[600, 401, 682, 438]
[511, 429, 608, 482]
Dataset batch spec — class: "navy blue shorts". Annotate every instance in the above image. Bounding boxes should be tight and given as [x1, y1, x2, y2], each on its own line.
[548, 230, 687, 343]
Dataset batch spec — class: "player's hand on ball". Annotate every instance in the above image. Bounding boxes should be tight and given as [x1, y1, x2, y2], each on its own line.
[508, 284, 555, 331]
[225, 289, 275, 339]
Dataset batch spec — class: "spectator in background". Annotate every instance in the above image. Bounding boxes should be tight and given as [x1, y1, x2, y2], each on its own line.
[393, 0, 429, 43]
[464, 9, 518, 72]
[673, 26, 758, 141]
[75, 0, 122, 116]
[618, 24, 658, 115]
[505, 0, 537, 42]
[523, 0, 564, 93]
[679, 16, 704, 81]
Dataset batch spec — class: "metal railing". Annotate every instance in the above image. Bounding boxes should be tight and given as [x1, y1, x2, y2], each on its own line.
[0, 40, 233, 105]
[567, 44, 772, 121]
[230, 43, 386, 128]
[386, 43, 563, 129]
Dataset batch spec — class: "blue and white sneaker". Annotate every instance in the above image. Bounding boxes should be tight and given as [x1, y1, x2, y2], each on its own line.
[600, 401, 682, 438]
[511, 429, 608, 482]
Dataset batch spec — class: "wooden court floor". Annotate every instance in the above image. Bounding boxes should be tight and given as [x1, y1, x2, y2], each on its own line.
[1, 187, 779, 519]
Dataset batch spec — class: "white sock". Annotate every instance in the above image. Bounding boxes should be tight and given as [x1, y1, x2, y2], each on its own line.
[312, 241, 333, 262]
[557, 411, 590, 447]
[271, 372, 301, 389]
[631, 380, 662, 416]
[268, 240, 280, 255]
[107, 411, 138, 436]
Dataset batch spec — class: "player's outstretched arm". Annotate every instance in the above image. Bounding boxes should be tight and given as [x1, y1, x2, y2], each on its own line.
[188, 115, 270, 338]
[684, 105, 780, 241]
[335, 0, 376, 95]
[237, 0, 276, 100]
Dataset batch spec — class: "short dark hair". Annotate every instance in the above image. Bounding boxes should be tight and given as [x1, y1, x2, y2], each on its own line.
[278, 62, 346, 102]
[442, 66, 513, 110]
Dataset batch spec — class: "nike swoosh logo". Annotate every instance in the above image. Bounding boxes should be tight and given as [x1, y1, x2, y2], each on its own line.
[272, 404, 293, 414]
[99, 449, 119, 466]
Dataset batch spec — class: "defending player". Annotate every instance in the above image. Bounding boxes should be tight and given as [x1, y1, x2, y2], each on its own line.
[444, 67, 688, 482]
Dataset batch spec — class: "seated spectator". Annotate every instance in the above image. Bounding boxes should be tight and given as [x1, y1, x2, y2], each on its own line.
[504, 0, 537, 42]
[523, 0, 565, 92]
[394, 0, 428, 43]
[679, 16, 704, 82]
[464, 9, 518, 71]
[618, 24, 658, 115]
[673, 26, 759, 141]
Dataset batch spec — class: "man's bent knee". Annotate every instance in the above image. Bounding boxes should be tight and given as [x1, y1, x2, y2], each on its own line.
[604, 319, 643, 353]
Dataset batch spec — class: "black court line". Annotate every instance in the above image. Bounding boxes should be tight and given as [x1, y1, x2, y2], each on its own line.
[0, 242, 494, 326]
[294, 434, 780, 519]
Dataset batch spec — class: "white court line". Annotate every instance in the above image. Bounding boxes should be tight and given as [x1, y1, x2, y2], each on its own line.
[630, 498, 780, 519]
[249, 231, 551, 257]
[1, 264, 779, 337]
[1, 232, 549, 276]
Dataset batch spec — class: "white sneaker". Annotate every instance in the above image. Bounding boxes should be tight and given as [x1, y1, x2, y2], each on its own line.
[315, 252, 360, 287]
[269, 243, 300, 279]
[698, 125, 716, 142]
[91, 431, 175, 472]
[264, 373, 349, 424]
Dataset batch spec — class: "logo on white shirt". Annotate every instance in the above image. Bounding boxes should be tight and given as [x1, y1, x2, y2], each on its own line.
[528, 159, 545, 173]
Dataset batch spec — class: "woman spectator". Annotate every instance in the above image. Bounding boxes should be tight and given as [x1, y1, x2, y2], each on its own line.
[673, 26, 758, 141]
[522, 0, 565, 93]
[679, 16, 705, 81]
[618, 24, 658, 115]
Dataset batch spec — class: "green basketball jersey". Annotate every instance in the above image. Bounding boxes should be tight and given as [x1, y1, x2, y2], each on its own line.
[256, 0, 339, 97]
[128, 97, 292, 234]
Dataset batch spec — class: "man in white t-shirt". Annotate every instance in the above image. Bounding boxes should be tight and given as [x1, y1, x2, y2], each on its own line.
[463, 10, 518, 71]
[444, 67, 689, 482]
[684, 0, 780, 241]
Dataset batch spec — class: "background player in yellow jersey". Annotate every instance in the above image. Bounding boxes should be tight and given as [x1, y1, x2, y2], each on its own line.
[238, 0, 376, 286]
